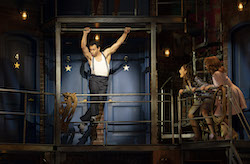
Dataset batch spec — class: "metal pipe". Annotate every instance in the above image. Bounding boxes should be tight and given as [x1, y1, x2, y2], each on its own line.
[160, 89, 164, 137]
[181, 0, 184, 17]
[192, 37, 197, 76]
[134, 0, 138, 16]
[77, 100, 152, 103]
[77, 100, 170, 103]
[181, 116, 213, 121]
[74, 120, 152, 123]
[151, 22, 158, 145]
[171, 89, 174, 144]
[231, 144, 243, 164]
[55, 22, 61, 146]
[231, 101, 250, 139]
[227, 86, 233, 141]
[156, 0, 158, 16]
[178, 95, 182, 143]
[61, 27, 151, 32]
[0, 111, 25, 116]
[23, 93, 27, 144]
[75, 93, 152, 96]
[160, 76, 172, 89]
[0, 111, 49, 117]
[75, 93, 171, 96]
[53, 96, 57, 145]
[71, 120, 168, 124]
[0, 88, 55, 95]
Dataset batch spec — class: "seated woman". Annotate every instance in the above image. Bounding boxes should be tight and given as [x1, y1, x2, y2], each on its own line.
[204, 56, 247, 139]
[179, 64, 215, 141]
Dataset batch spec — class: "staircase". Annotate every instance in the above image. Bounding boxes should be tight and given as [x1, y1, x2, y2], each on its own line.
[232, 141, 250, 164]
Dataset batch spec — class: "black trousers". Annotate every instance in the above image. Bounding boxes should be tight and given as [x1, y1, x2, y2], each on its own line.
[81, 75, 108, 121]
[89, 75, 108, 115]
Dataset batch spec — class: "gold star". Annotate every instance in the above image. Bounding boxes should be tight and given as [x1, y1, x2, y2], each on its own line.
[14, 62, 20, 69]
[65, 65, 72, 72]
[123, 65, 130, 71]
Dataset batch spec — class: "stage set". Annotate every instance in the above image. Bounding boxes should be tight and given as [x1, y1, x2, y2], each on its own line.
[0, 0, 250, 163]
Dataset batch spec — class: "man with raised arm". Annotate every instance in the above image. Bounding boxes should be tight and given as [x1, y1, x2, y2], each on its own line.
[78, 27, 130, 143]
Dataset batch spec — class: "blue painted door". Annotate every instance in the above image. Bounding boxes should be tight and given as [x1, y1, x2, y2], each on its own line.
[0, 34, 38, 143]
[232, 25, 250, 139]
[232, 25, 250, 109]
[105, 38, 150, 144]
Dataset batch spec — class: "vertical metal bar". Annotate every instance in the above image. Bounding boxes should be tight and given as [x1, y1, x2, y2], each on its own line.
[134, 0, 138, 16]
[151, 22, 158, 144]
[156, 0, 158, 16]
[23, 93, 27, 144]
[219, 0, 223, 52]
[55, 22, 61, 146]
[227, 86, 233, 140]
[238, 49, 241, 86]
[195, 0, 198, 22]
[192, 38, 196, 76]
[229, 147, 233, 164]
[178, 95, 182, 143]
[55, 0, 57, 17]
[181, 0, 184, 17]
[171, 89, 175, 144]
[54, 95, 57, 145]
[203, 0, 207, 43]
[160, 89, 164, 136]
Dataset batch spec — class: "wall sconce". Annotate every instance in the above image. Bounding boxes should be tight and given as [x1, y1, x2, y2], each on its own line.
[164, 48, 171, 57]
[20, 10, 28, 20]
[238, 0, 248, 11]
[94, 34, 100, 41]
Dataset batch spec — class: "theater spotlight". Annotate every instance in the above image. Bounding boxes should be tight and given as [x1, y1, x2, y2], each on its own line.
[164, 48, 170, 57]
[95, 34, 100, 41]
[20, 10, 28, 20]
[238, 0, 248, 11]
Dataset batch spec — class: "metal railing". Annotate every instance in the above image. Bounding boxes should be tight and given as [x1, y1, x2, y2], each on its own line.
[0, 88, 56, 144]
[69, 92, 173, 145]
[177, 86, 250, 143]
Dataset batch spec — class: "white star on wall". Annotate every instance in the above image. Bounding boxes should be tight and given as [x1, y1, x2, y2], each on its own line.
[123, 65, 130, 71]
[65, 65, 72, 72]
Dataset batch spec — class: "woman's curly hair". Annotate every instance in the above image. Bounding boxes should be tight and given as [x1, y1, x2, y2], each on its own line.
[204, 56, 225, 74]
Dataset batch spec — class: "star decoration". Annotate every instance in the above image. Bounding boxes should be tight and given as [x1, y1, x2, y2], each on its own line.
[14, 62, 20, 69]
[65, 65, 72, 72]
[123, 65, 130, 71]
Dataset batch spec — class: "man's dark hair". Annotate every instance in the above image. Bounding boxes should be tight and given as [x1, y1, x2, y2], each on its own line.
[89, 40, 100, 48]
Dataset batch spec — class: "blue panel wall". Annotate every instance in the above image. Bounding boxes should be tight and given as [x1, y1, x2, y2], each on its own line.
[231, 24, 250, 140]
[0, 33, 39, 143]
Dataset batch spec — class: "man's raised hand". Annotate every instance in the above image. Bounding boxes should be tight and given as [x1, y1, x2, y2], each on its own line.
[83, 27, 91, 34]
[124, 27, 131, 34]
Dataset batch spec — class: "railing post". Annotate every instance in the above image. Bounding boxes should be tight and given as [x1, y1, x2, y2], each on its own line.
[151, 22, 158, 144]
[227, 86, 233, 140]
[171, 89, 175, 144]
[160, 89, 164, 137]
[178, 95, 182, 143]
[55, 22, 61, 147]
[23, 93, 27, 144]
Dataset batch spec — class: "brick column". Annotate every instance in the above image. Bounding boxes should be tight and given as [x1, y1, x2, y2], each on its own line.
[92, 104, 104, 145]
